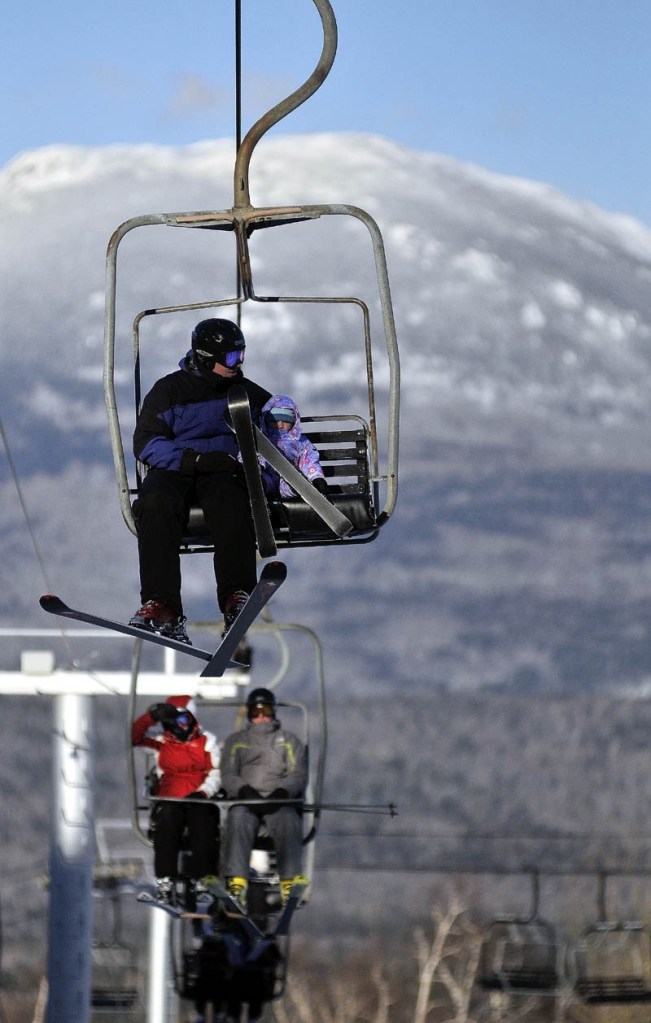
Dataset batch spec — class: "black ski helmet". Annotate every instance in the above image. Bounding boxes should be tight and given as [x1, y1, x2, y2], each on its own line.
[191, 318, 246, 370]
[246, 687, 276, 719]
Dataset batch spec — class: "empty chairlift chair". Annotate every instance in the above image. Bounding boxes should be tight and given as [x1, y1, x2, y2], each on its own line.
[477, 872, 560, 993]
[478, 919, 560, 992]
[91, 942, 140, 1011]
[90, 876, 142, 1013]
[573, 923, 651, 1003]
[571, 872, 651, 1003]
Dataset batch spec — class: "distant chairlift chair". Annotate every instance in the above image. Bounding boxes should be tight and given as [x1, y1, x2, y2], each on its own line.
[477, 871, 560, 993]
[571, 873, 651, 1003]
[91, 876, 142, 1012]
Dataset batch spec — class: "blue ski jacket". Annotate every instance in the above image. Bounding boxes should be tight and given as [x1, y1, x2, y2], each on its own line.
[133, 353, 271, 471]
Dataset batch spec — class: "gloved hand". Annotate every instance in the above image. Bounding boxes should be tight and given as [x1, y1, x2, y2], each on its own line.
[180, 449, 237, 475]
[267, 788, 289, 800]
[312, 477, 329, 496]
[265, 787, 291, 813]
[196, 451, 238, 473]
[149, 703, 177, 724]
[184, 790, 207, 800]
[237, 785, 261, 801]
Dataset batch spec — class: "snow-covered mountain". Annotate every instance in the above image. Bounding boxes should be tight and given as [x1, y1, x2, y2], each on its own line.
[3, 132, 651, 694]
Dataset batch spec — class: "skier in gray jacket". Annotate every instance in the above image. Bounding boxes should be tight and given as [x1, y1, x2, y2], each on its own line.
[221, 687, 307, 910]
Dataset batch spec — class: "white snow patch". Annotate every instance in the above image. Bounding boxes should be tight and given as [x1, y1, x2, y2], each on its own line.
[549, 279, 583, 310]
[294, 351, 366, 391]
[583, 305, 629, 343]
[388, 223, 441, 266]
[452, 248, 504, 284]
[520, 302, 546, 331]
[28, 383, 107, 430]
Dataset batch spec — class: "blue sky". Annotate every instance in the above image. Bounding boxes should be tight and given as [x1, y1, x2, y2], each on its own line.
[4, 0, 651, 226]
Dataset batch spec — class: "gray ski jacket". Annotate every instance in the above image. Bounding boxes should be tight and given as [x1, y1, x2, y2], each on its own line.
[221, 718, 307, 799]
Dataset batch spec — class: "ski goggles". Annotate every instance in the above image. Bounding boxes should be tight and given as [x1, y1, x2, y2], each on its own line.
[249, 702, 274, 719]
[175, 711, 194, 728]
[166, 711, 194, 738]
[195, 346, 245, 369]
[217, 348, 245, 368]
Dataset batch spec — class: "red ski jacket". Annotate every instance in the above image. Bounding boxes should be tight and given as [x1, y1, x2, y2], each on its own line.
[132, 710, 221, 798]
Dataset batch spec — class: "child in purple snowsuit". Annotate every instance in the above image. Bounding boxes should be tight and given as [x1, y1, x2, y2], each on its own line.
[260, 395, 329, 499]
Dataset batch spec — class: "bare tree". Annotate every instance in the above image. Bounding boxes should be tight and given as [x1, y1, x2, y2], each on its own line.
[412, 893, 482, 1023]
[275, 957, 379, 1023]
[480, 990, 546, 1023]
[371, 960, 394, 1023]
[277, 893, 556, 1023]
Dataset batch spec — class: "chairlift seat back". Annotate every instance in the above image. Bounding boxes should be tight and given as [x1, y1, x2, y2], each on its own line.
[91, 942, 140, 1008]
[176, 417, 380, 550]
[478, 919, 559, 991]
[574, 923, 651, 1003]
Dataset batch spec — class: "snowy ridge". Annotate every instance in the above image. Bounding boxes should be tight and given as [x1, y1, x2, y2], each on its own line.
[3, 131, 651, 429]
[4, 131, 651, 255]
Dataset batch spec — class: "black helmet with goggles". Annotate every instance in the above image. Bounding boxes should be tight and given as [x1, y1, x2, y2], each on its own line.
[191, 318, 246, 371]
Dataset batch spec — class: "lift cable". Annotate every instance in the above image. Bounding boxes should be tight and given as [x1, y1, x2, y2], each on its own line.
[317, 829, 651, 841]
[234, 0, 243, 316]
[235, 0, 242, 154]
[0, 412, 55, 595]
[0, 410, 77, 666]
[0, 412, 124, 692]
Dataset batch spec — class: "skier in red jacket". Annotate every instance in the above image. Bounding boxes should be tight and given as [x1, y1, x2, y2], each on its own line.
[132, 696, 221, 904]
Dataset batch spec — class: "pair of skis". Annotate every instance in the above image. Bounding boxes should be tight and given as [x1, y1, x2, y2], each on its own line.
[39, 560, 286, 678]
[200, 877, 306, 940]
[40, 385, 341, 670]
[204, 877, 306, 938]
[136, 877, 307, 949]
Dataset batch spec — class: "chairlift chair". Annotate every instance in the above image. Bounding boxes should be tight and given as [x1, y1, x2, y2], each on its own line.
[158, 696, 314, 1018]
[127, 637, 324, 938]
[90, 877, 141, 1013]
[477, 871, 560, 993]
[570, 872, 651, 1003]
[572, 921, 651, 1003]
[478, 919, 560, 993]
[91, 942, 140, 1012]
[104, 0, 399, 557]
[133, 698, 316, 863]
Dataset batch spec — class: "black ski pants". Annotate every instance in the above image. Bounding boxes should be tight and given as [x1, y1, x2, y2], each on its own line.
[152, 799, 220, 879]
[132, 468, 257, 615]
